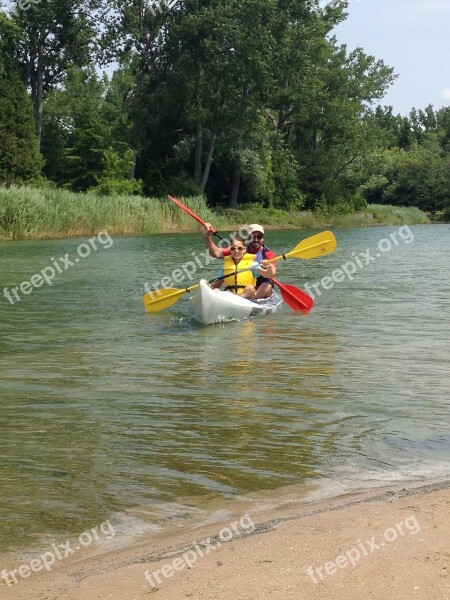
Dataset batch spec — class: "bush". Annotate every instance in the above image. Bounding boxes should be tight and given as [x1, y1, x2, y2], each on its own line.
[159, 175, 203, 197]
[93, 178, 143, 196]
[443, 205, 450, 221]
[91, 148, 143, 196]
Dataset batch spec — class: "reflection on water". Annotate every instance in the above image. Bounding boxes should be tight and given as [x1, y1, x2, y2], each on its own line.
[0, 225, 449, 555]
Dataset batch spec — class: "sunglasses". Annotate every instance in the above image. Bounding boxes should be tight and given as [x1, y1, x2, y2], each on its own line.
[251, 234, 264, 240]
[230, 246, 245, 251]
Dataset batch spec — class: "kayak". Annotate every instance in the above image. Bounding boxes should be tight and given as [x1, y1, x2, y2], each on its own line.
[189, 279, 283, 325]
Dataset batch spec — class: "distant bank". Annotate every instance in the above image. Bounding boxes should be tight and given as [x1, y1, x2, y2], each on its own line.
[0, 186, 430, 241]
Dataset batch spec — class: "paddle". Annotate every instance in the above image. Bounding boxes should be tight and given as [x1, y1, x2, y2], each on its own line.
[143, 233, 336, 313]
[167, 195, 227, 242]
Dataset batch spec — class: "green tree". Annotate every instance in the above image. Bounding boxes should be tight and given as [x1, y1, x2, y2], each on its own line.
[97, 0, 173, 179]
[292, 33, 396, 207]
[435, 107, 450, 152]
[41, 65, 137, 190]
[357, 138, 449, 212]
[0, 13, 43, 184]
[40, 68, 98, 189]
[9, 0, 96, 145]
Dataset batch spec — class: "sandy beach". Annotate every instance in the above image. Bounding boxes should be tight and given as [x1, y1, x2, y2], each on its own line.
[1, 480, 449, 600]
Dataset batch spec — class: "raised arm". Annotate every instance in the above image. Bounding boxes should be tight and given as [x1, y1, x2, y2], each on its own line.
[202, 223, 225, 259]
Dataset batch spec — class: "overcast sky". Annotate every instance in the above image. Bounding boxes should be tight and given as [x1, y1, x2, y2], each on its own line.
[332, 0, 450, 116]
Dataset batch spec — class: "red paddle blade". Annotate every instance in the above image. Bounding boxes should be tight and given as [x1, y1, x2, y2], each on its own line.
[272, 277, 314, 313]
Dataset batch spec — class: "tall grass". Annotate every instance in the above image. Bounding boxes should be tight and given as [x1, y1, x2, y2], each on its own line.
[0, 186, 430, 240]
[366, 204, 430, 225]
[217, 203, 429, 230]
[0, 187, 214, 240]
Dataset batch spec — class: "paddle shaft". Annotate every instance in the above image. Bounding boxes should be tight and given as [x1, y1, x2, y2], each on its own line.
[150, 258, 281, 299]
[167, 195, 227, 242]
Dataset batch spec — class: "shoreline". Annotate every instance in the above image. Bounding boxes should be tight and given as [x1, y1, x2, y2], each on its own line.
[2, 477, 450, 599]
[0, 219, 442, 242]
[72, 477, 450, 578]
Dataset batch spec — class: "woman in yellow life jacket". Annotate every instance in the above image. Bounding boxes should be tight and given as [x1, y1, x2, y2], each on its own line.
[209, 237, 261, 299]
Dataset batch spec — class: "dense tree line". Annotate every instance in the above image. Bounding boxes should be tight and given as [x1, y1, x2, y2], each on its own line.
[1, 0, 449, 214]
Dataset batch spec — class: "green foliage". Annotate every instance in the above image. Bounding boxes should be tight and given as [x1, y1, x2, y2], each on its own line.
[0, 74, 44, 184]
[7, 0, 99, 156]
[359, 174, 390, 203]
[41, 67, 136, 191]
[0, 14, 43, 184]
[92, 178, 142, 196]
[329, 195, 367, 214]
[92, 148, 143, 196]
[2, 1, 450, 214]
[158, 175, 204, 198]
[355, 136, 450, 212]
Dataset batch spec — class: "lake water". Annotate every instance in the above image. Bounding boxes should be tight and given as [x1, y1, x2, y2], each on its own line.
[0, 224, 449, 557]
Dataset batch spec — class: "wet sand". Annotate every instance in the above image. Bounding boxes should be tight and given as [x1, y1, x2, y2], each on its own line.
[1, 480, 449, 600]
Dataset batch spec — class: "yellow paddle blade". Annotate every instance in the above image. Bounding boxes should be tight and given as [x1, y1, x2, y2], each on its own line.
[143, 284, 199, 313]
[270, 231, 336, 262]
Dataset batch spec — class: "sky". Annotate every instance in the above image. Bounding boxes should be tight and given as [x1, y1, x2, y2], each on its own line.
[332, 0, 450, 116]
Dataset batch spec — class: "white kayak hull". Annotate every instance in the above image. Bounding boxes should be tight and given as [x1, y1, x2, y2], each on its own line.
[189, 279, 283, 325]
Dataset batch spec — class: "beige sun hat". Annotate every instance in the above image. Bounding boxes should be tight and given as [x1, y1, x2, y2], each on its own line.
[247, 224, 265, 235]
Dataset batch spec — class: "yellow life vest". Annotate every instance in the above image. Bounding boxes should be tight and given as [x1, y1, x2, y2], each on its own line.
[222, 254, 256, 295]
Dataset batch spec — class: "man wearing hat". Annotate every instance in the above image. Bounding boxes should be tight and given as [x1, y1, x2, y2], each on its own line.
[202, 223, 276, 299]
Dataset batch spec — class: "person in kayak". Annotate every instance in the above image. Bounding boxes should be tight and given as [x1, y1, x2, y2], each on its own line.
[209, 236, 260, 298]
[203, 223, 276, 298]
